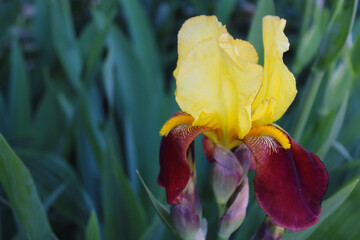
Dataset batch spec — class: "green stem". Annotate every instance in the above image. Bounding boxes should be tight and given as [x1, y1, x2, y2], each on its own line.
[216, 203, 228, 240]
[217, 234, 229, 240]
[293, 70, 325, 141]
[218, 203, 226, 217]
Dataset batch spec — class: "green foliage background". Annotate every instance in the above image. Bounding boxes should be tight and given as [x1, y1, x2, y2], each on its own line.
[0, 0, 359, 239]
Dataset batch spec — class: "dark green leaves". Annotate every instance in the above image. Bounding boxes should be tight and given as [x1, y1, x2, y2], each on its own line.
[8, 39, 31, 141]
[315, 0, 358, 70]
[86, 211, 101, 240]
[0, 134, 56, 240]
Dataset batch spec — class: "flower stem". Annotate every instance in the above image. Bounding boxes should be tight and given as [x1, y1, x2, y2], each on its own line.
[251, 217, 284, 240]
[217, 203, 226, 217]
[217, 233, 229, 240]
[293, 70, 325, 141]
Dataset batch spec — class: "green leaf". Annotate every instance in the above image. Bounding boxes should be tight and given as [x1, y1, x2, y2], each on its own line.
[117, 0, 163, 91]
[49, 0, 82, 90]
[0, 134, 56, 240]
[283, 178, 359, 240]
[137, 171, 180, 238]
[105, 25, 161, 200]
[215, 0, 237, 24]
[86, 211, 101, 240]
[247, 0, 275, 65]
[315, 0, 358, 70]
[77, 89, 106, 166]
[0, 1, 18, 50]
[18, 150, 93, 228]
[293, 2, 329, 75]
[80, 9, 115, 85]
[8, 38, 31, 141]
[320, 62, 353, 116]
[350, 33, 360, 77]
[308, 180, 360, 239]
[31, 73, 67, 150]
[102, 125, 147, 240]
[332, 141, 354, 162]
[317, 91, 349, 159]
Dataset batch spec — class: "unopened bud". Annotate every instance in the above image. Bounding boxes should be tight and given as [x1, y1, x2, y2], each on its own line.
[218, 177, 249, 239]
[210, 145, 243, 205]
[171, 176, 207, 240]
[252, 217, 284, 240]
[234, 144, 254, 172]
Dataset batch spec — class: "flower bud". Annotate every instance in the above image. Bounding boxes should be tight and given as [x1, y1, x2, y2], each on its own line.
[252, 217, 284, 240]
[210, 144, 243, 205]
[171, 176, 207, 240]
[218, 177, 249, 239]
[234, 143, 254, 173]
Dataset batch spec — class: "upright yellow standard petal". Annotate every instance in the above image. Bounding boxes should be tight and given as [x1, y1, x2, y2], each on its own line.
[174, 16, 263, 147]
[251, 16, 297, 126]
[174, 15, 228, 77]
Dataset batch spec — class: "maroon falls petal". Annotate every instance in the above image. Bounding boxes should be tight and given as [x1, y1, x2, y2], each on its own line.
[158, 113, 209, 204]
[243, 133, 329, 231]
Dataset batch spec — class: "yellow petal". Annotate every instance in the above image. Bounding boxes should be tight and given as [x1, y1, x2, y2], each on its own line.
[175, 27, 263, 147]
[177, 15, 227, 60]
[251, 16, 297, 126]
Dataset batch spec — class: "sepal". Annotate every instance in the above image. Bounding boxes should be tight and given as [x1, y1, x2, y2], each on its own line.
[244, 126, 329, 230]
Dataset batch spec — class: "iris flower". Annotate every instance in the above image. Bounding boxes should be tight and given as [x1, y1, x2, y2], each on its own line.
[158, 15, 328, 231]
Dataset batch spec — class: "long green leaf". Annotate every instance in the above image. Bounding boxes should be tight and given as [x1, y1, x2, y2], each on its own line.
[18, 150, 93, 228]
[102, 125, 147, 240]
[311, 182, 360, 239]
[81, 9, 115, 85]
[31, 73, 67, 151]
[0, 134, 56, 239]
[315, 0, 358, 70]
[8, 38, 31, 141]
[49, 0, 82, 90]
[117, 0, 163, 92]
[293, 1, 329, 75]
[0, 1, 18, 50]
[317, 91, 349, 159]
[283, 178, 359, 240]
[86, 211, 101, 240]
[350, 33, 360, 77]
[137, 171, 180, 238]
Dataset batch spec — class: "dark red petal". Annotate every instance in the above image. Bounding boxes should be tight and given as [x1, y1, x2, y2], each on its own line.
[203, 136, 215, 162]
[158, 113, 208, 204]
[244, 132, 329, 231]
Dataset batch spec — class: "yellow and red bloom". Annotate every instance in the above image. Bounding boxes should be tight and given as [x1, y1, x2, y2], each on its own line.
[158, 15, 328, 231]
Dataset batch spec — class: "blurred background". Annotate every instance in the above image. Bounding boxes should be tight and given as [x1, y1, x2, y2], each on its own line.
[0, 0, 359, 239]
